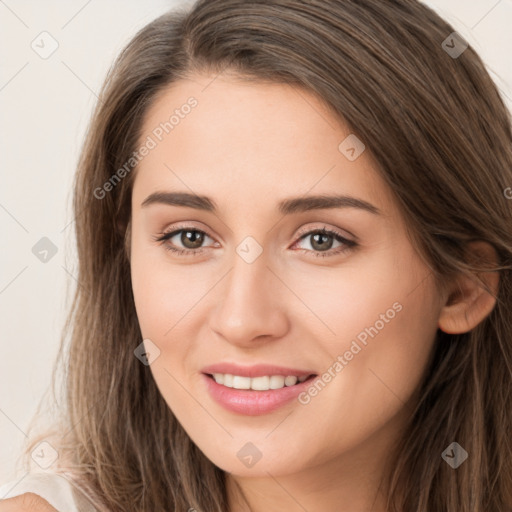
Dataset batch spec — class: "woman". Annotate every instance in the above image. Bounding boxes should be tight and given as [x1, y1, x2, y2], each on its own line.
[1, 0, 511, 510]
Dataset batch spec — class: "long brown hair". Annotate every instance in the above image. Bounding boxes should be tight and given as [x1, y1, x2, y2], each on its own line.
[20, 0, 512, 510]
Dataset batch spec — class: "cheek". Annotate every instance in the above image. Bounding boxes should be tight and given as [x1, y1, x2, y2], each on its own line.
[130, 232, 205, 339]
[301, 236, 437, 362]
[298, 252, 439, 448]
[130, 249, 207, 421]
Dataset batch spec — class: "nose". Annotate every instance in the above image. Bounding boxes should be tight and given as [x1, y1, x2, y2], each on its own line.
[208, 248, 289, 348]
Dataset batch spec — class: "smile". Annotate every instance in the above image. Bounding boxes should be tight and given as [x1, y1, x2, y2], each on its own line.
[209, 373, 311, 390]
[201, 364, 318, 416]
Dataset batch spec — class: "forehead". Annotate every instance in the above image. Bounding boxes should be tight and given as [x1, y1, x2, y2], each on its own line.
[132, 73, 396, 218]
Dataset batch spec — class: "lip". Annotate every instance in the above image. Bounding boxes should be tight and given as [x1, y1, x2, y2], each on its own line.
[201, 363, 315, 378]
[201, 363, 317, 416]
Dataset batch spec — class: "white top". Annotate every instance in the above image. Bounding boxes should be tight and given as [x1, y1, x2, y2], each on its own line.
[0, 472, 84, 511]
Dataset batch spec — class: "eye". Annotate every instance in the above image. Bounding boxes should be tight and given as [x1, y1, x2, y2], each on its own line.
[153, 225, 217, 256]
[291, 226, 357, 258]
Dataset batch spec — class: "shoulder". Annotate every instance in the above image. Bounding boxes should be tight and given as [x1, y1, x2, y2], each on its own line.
[0, 472, 80, 512]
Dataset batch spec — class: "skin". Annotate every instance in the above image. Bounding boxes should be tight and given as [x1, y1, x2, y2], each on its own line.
[126, 72, 499, 512]
[0, 493, 58, 511]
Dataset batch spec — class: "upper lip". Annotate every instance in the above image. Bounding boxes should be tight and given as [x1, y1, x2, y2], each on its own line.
[201, 363, 317, 378]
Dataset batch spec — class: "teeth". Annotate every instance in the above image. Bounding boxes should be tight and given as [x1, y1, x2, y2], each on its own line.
[211, 373, 310, 390]
[284, 376, 298, 386]
[232, 376, 251, 389]
[251, 376, 270, 390]
[269, 375, 285, 389]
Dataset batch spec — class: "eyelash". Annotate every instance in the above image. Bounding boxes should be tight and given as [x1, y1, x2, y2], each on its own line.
[152, 224, 357, 259]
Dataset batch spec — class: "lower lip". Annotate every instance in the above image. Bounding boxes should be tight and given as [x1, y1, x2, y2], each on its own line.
[202, 374, 316, 416]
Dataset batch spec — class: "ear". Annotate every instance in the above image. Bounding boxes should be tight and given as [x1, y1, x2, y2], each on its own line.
[438, 241, 500, 334]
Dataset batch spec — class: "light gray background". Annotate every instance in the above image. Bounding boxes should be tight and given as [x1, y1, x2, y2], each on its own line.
[1, 0, 511, 485]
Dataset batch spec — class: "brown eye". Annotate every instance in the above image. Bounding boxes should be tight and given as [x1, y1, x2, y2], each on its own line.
[180, 230, 205, 249]
[309, 232, 335, 252]
[293, 227, 357, 258]
[154, 226, 217, 256]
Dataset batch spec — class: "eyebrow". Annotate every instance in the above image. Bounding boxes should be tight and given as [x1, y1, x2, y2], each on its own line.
[141, 191, 381, 216]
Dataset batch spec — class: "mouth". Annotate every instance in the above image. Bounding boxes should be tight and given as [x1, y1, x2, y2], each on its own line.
[201, 364, 318, 415]
[204, 372, 316, 390]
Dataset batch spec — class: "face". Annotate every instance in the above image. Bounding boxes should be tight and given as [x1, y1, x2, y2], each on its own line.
[129, 72, 443, 478]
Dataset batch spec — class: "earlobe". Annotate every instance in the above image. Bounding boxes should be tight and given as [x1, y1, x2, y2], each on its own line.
[437, 241, 500, 334]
